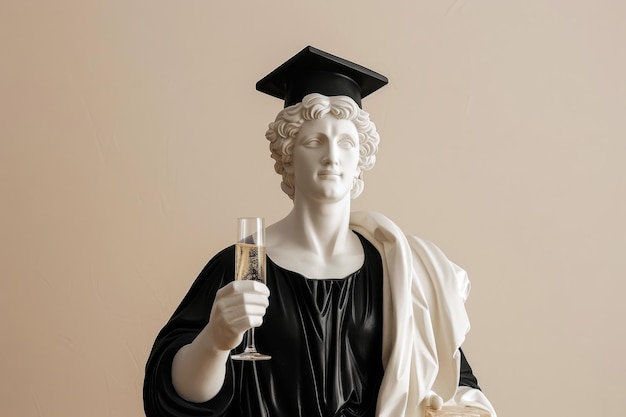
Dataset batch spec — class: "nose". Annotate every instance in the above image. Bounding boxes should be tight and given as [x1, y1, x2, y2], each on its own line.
[322, 141, 339, 165]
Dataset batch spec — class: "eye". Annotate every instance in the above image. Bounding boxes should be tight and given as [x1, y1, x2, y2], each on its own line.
[338, 137, 357, 149]
[302, 137, 322, 147]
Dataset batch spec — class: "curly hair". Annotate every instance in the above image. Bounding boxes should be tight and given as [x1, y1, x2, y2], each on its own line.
[265, 93, 380, 200]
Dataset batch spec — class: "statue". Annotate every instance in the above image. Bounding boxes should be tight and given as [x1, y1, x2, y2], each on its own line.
[144, 46, 497, 417]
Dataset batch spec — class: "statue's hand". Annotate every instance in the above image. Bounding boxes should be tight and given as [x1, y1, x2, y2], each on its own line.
[205, 280, 270, 351]
[425, 391, 444, 410]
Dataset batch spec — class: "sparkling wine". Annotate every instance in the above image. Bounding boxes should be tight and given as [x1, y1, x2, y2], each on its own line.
[235, 242, 266, 283]
[231, 217, 271, 361]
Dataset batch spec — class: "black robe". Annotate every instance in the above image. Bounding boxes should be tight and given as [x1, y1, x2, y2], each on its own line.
[144, 233, 479, 417]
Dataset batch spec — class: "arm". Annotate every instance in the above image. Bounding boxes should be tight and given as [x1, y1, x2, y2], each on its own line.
[171, 280, 269, 402]
[144, 246, 268, 416]
[426, 349, 497, 417]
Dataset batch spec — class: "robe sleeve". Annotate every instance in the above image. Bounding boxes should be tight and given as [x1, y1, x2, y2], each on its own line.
[458, 348, 481, 390]
[143, 246, 238, 417]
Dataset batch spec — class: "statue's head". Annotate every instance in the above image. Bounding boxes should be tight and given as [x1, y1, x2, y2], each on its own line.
[256, 46, 388, 200]
[265, 93, 379, 200]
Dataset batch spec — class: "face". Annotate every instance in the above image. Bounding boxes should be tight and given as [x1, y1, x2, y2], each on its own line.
[290, 114, 360, 203]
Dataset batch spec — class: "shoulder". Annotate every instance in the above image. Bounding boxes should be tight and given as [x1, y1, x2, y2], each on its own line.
[406, 235, 471, 302]
[197, 245, 235, 278]
[179, 245, 236, 297]
[204, 245, 235, 267]
[159, 246, 237, 329]
[354, 231, 381, 256]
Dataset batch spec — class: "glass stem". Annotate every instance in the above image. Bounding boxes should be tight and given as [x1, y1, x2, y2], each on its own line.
[245, 328, 257, 353]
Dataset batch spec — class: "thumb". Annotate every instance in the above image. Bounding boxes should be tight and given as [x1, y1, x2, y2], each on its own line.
[426, 391, 443, 410]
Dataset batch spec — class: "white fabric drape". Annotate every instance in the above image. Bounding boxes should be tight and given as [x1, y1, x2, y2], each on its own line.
[349, 211, 496, 417]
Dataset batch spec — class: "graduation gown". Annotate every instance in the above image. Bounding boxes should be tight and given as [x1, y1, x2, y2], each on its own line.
[144, 232, 481, 417]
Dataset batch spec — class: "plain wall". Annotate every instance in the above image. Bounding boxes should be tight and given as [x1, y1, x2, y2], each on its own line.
[1, 1, 625, 416]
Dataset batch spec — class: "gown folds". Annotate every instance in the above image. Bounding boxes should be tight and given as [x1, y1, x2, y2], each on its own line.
[145, 234, 385, 417]
[144, 220, 485, 417]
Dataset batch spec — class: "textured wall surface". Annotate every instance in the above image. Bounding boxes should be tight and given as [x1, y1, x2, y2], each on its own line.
[1, 1, 625, 416]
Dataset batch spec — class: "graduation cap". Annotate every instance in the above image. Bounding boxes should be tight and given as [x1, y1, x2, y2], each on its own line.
[256, 46, 388, 108]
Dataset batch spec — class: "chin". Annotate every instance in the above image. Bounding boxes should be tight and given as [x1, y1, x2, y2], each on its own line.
[316, 191, 352, 203]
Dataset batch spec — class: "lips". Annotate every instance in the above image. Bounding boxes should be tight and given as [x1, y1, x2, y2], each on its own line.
[318, 170, 342, 178]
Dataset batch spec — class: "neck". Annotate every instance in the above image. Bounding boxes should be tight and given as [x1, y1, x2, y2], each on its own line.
[265, 194, 365, 279]
[279, 196, 353, 257]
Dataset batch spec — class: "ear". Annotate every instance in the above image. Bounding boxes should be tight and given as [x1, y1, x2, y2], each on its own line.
[283, 162, 294, 175]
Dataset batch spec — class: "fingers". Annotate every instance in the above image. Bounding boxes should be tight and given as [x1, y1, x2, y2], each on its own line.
[426, 392, 443, 410]
[220, 299, 268, 328]
[215, 281, 270, 327]
[208, 280, 270, 349]
[219, 280, 270, 297]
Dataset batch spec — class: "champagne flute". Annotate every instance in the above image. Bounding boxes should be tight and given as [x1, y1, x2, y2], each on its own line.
[231, 217, 271, 361]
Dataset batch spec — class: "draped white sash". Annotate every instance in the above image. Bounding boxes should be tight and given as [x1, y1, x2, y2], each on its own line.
[349, 211, 471, 417]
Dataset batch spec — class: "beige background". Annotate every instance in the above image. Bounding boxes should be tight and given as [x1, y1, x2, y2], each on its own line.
[1, 1, 625, 416]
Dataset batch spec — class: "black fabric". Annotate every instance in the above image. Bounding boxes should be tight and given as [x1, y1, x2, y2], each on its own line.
[459, 348, 481, 390]
[144, 233, 481, 417]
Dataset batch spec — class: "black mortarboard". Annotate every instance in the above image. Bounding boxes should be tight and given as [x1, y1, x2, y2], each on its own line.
[256, 46, 388, 108]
